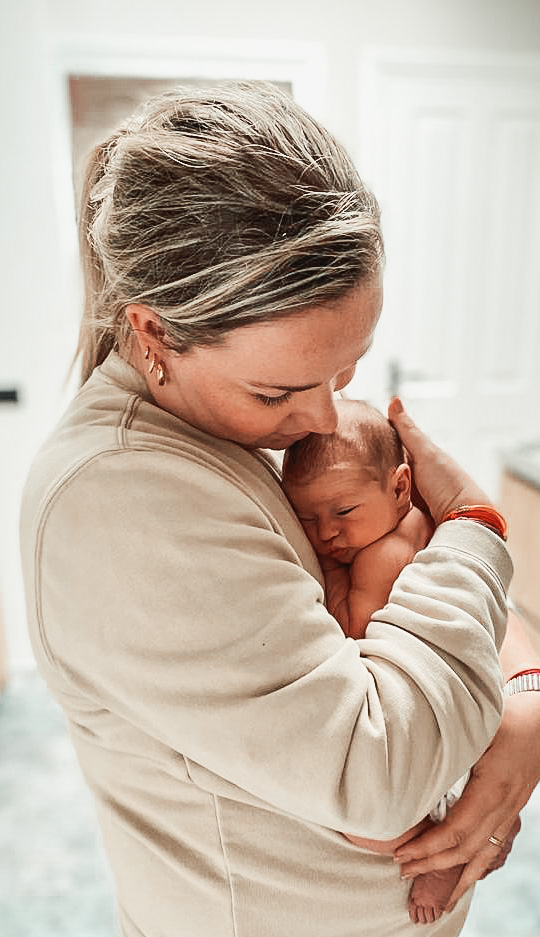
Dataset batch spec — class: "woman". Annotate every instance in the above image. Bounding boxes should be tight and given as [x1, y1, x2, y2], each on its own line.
[20, 82, 540, 936]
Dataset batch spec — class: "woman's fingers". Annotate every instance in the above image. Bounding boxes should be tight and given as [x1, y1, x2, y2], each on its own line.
[394, 694, 540, 904]
[395, 743, 525, 878]
[396, 797, 516, 879]
[444, 817, 521, 911]
[396, 801, 519, 911]
[482, 816, 521, 877]
[387, 397, 491, 523]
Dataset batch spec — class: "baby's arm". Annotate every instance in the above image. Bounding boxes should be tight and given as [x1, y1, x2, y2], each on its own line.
[347, 537, 412, 639]
[348, 507, 433, 639]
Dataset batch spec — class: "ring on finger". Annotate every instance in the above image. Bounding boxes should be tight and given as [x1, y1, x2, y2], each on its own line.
[488, 834, 505, 848]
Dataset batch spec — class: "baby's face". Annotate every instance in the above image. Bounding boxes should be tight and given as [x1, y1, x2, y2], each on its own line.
[284, 461, 401, 563]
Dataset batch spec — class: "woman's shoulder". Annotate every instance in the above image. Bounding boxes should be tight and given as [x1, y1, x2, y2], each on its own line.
[20, 355, 295, 545]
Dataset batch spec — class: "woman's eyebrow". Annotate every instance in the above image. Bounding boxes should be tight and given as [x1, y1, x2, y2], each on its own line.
[248, 380, 322, 392]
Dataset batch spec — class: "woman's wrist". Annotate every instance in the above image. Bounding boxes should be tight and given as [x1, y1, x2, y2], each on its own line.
[442, 504, 507, 541]
[499, 609, 540, 683]
[500, 692, 540, 789]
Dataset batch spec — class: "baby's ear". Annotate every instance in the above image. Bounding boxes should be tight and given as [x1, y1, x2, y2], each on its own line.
[392, 463, 412, 509]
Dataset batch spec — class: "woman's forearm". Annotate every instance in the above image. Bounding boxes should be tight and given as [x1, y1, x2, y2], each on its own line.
[499, 608, 540, 681]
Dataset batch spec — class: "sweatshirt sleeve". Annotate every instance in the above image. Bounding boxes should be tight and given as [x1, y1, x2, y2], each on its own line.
[30, 448, 511, 840]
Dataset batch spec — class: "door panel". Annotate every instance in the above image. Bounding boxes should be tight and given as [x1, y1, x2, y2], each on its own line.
[348, 55, 540, 499]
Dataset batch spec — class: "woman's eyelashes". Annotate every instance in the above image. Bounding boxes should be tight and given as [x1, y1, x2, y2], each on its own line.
[253, 368, 358, 408]
[336, 506, 357, 516]
[254, 391, 293, 407]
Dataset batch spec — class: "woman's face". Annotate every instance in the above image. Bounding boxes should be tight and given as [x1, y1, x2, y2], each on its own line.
[148, 280, 382, 449]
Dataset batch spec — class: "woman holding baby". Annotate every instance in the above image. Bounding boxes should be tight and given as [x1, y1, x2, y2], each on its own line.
[20, 82, 540, 936]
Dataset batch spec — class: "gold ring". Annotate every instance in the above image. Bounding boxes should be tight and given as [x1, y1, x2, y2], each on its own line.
[488, 834, 505, 848]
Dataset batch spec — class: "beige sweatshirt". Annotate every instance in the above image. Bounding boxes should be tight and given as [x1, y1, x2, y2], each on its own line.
[20, 352, 511, 937]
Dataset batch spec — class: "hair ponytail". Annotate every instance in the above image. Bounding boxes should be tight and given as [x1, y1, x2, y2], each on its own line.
[75, 133, 125, 384]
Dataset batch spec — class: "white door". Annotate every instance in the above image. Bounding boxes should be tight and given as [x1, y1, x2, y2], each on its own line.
[347, 54, 540, 499]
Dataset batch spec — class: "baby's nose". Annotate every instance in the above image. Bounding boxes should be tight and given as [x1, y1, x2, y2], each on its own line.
[318, 517, 340, 542]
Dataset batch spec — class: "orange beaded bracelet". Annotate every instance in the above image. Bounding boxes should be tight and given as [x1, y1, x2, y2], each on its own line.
[442, 504, 508, 541]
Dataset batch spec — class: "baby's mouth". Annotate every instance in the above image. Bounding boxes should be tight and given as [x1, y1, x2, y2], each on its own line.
[327, 544, 349, 557]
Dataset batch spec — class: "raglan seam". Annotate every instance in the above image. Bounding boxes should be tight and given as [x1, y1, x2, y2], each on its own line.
[32, 443, 288, 671]
[33, 390, 142, 668]
[117, 392, 141, 444]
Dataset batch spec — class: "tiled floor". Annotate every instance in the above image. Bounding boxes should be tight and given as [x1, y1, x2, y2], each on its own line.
[1, 669, 539, 937]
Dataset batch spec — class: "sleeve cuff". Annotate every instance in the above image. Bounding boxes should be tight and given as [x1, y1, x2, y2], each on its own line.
[430, 519, 513, 593]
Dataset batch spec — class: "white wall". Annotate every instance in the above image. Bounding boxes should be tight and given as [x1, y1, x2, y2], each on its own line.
[1, 0, 540, 670]
[45, 0, 540, 165]
[1, 0, 81, 672]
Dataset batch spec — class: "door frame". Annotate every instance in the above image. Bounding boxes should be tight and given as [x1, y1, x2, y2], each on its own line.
[45, 34, 329, 293]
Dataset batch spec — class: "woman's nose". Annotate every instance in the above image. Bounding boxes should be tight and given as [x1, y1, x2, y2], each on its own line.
[297, 387, 339, 435]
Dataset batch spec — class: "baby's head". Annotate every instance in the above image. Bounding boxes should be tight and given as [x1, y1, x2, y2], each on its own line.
[282, 400, 411, 562]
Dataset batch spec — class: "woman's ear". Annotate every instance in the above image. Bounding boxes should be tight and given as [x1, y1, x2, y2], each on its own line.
[391, 463, 412, 511]
[125, 304, 165, 354]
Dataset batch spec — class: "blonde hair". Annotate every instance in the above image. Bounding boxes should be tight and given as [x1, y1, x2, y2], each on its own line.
[282, 400, 405, 488]
[76, 81, 384, 384]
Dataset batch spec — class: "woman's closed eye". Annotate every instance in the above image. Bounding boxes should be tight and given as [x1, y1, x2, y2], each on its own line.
[336, 506, 358, 516]
[254, 391, 293, 407]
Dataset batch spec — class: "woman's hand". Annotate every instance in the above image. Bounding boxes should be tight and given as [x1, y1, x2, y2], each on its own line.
[387, 398, 492, 525]
[394, 691, 540, 911]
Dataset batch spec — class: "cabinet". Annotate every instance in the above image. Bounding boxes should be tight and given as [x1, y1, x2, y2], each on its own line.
[500, 465, 540, 651]
[0, 602, 6, 689]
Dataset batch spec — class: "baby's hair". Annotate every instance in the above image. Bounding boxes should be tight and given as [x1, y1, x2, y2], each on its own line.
[282, 400, 406, 488]
[76, 81, 384, 384]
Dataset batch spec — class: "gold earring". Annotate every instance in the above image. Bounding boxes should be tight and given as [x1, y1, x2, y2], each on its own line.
[156, 362, 166, 387]
[144, 345, 150, 360]
[148, 353, 157, 374]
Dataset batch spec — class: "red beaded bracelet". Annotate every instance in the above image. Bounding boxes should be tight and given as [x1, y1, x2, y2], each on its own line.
[442, 504, 507, 541]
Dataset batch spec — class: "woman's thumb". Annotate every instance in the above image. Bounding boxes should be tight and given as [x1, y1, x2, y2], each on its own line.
[387, 396, 404, 420]
[387, 397, 419, 447]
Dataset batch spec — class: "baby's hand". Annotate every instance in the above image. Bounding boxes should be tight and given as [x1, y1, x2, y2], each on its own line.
[322, 563, 351, 633]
